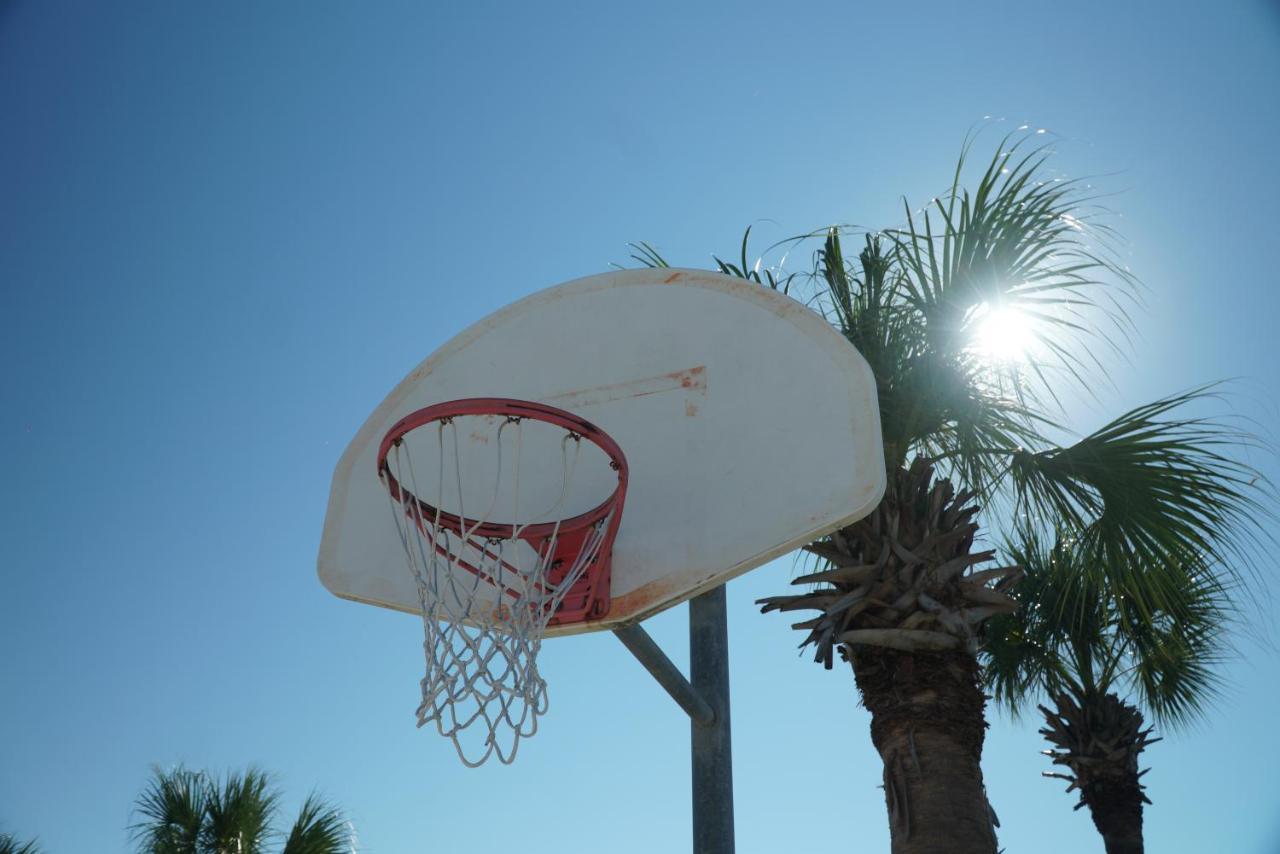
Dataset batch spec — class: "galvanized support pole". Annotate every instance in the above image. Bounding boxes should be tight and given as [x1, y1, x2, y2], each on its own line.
[612, 587, 736, 854]
[690, 584, 734, 854]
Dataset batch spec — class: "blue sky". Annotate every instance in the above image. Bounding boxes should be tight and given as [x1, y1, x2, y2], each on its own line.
[3, 1, 1279, 852]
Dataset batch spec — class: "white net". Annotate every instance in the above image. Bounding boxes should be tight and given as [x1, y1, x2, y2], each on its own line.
[380, 414, 615, 766]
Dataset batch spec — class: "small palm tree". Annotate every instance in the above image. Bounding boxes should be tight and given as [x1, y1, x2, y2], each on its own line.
[637, 131, 1270, 853]
[0, 833, 42, 854]
[985, 527, 1237, 854]
[131, 767, 354, 854]
[132, 766, 206, 853]
[202, 769, 276, 854]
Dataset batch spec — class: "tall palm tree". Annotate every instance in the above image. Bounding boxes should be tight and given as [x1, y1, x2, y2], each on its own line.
[637, 133, 1269, 853]
[0, 833, 42, 854]
[984, 527, 1236, 854]
[132, 767, 354, 854]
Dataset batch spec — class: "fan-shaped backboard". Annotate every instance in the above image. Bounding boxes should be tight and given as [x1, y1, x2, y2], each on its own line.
[318, 269, 884, 637]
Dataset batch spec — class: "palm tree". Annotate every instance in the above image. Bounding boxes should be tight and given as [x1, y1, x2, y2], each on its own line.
[132, 766, 354, 854]
[132, 766, 206, 854]
[984, 526, 1236, 854]
[763, 382, 1268, 854]
[637, 132, 1269, 853]
[0, 833, 42, 854]
[202, 769, 277, 854]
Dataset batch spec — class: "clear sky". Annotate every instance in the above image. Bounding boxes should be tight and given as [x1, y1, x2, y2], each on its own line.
[3, 1, 1279, 852]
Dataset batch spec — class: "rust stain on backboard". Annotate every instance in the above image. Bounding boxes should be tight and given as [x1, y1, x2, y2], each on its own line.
[678, 366, 705, 388]
[609, 575, 687, 620]
[544, 366, 706, 409]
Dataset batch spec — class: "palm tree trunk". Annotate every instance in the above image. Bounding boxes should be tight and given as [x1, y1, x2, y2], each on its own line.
[1086, 790, 1144, 854]
[1078, 715, 1147, 854]
[1040, 691, 1152, 854]
[853, 645, 998, 854]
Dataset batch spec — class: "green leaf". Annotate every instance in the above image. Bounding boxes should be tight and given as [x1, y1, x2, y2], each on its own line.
[984, 526, 1237, 730]
[282, 794, 353, 854]
[202, 768, 278, 854]
[884, 132, 1139, 407]
[130, 766, 207, 854]
[0, 834, 43, 854]
[1007, 386, 1274, 616]
[622, 241, 670, 269]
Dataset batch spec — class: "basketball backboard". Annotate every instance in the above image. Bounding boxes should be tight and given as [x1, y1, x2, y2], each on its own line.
[318, 268, 884, 637]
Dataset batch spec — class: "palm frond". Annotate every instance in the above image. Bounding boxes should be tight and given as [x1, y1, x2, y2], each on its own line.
[617, 227, 805, 298]
[621, 241, 670, 269]
[913, 362, 1056, 496]
[812, 228, 1056, 480]
[985, 526, 1240, 730]
[1007, 385, 1274, 615]
[281, 795, 353, 854]
[202, 768, 278, 854]
[130, 766, 207, 854]
[814, 230, 922, 464]
[709, 226, 798, 293]
[885, 131, 1139, 405]
[0, 834, 42, 854]
[1116, 557, 1235, 727]
[984, 528, 1099, 716]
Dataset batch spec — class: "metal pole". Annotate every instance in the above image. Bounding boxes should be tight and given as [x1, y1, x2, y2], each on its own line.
[613, 622, 716, 727]
[690, 584, 734, 854]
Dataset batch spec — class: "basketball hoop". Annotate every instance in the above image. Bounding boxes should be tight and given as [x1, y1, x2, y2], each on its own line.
[319, 269, 887, 779]
[376, 398, 627, 766]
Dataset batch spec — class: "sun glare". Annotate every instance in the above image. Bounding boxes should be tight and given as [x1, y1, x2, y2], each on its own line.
[973, 305, 1035, 363]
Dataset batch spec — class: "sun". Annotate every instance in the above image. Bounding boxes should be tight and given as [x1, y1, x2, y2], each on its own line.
[972, 304, 1036, 363]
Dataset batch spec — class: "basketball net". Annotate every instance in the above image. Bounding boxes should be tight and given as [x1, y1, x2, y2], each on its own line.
[380, 413, 617, 766]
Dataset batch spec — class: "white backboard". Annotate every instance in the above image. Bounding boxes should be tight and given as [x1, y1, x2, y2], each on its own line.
[318, 268, 884, 636]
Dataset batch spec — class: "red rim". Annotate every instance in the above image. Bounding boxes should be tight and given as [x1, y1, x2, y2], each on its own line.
[376, 398, 628, 541]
